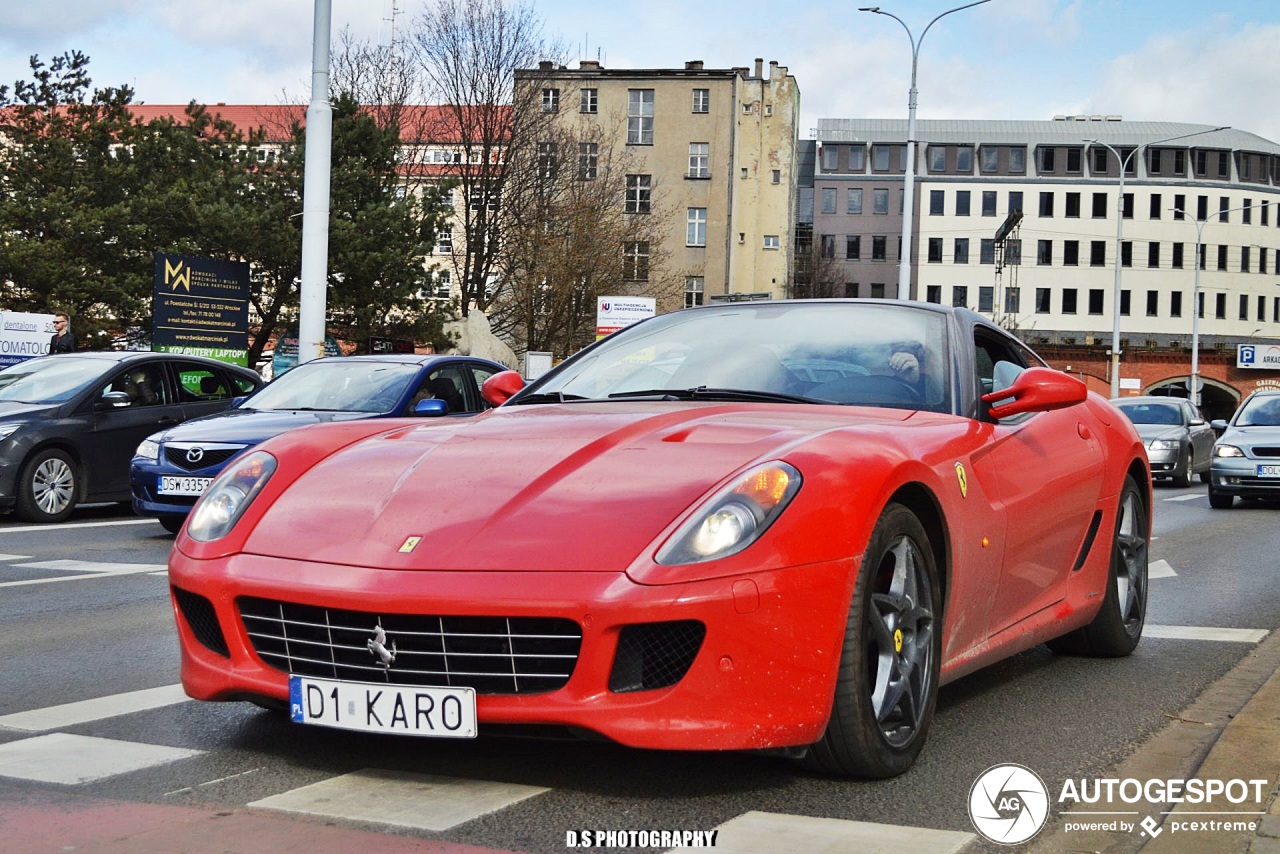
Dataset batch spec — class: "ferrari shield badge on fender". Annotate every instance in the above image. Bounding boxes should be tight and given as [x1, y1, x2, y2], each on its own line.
[398, 535, 423, 553]
[955, 462, 968, 498]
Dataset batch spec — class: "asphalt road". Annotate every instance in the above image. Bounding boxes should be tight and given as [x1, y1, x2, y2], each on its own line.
[0, 485, 1277, 853]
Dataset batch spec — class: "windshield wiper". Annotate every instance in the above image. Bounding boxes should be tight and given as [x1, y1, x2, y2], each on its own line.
[608, 387, 816, 404]
[510, 391, 594, 405]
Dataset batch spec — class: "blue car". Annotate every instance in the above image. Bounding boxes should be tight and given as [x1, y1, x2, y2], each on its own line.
[130, 354, 506, 532]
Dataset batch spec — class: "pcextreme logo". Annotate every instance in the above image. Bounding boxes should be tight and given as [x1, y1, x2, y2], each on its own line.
[164, 257, 192, 292]
[969, 763, 1051, 844]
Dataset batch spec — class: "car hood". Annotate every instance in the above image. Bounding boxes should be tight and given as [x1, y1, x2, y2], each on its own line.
[243, 402, 917, 572]
[161, 408, 376, 445]
[1132, 424, 1185, 443]
[1219, 425, 1280, 448]
[0, 401, 60, 420]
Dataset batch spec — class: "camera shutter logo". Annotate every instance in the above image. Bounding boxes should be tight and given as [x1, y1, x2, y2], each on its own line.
[968, 763, 1050, 845]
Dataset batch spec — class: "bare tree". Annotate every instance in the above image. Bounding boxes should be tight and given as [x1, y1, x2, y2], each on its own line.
[409, 0, 563, 318]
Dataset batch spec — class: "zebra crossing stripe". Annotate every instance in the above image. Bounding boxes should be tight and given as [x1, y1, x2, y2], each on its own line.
[709, 810, 974, 853]
[0, 684, 190, 732]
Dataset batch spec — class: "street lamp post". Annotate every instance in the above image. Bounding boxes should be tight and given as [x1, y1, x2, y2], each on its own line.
[1085, 127, 1228, 398]
[859, 0, 992, 301]
[1173, 202, 1254, 408]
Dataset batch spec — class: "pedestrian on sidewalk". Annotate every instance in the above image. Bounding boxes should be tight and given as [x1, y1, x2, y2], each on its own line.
[49, 311, 77, 354]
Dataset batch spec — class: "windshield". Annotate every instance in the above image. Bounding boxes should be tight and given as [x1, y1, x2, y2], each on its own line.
[0, 357, 107, 404]
[245, 360, 419, 413]
[531, 302, 952, 413]
[1115, 403, 1183, 426]
[1237, 396, 1280, 427]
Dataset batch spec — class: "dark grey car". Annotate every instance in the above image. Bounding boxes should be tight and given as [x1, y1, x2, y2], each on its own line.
[1111, 396, 1214, 487]
[0, 352, 262, 522]
[1208, 389, 1280, 508]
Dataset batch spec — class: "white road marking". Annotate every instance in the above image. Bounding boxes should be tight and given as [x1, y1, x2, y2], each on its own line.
[249, 769, 550, 832]
[0, 518, 158, 532]
[0, 684, 190, 733]
[0, 554, 32, 561]
[0, 560, 169, 588]
[1164, 494, 1204, 502]
[710, 811, 974, 854]
[0, 733, 201, 784]
[1149, 559, 1177, 579]
[164, 767, 264, 797]
[1144, 625, 1269, 643]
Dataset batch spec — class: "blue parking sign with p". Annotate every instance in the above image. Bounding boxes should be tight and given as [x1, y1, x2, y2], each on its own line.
[1240, 345, 1257, 366]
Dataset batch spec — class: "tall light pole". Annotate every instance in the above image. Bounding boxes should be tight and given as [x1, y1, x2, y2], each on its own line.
[1084, 126, 1228, 398]
[859, 0, 992, 301]
[1173, 202, 1253, 408]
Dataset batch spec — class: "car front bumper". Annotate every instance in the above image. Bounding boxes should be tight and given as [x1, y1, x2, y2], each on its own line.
[1209, 458, 1280, 497]
[169, 550, 857, 751]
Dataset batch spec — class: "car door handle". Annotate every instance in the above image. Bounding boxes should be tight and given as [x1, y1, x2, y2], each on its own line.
[157, 417, 180, 426]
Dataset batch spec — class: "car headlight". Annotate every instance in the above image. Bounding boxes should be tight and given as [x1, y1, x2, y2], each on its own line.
[186, 450, 277, 542]
[656, 462, 801, 565]
[135, 437, 161, 461]
[0, 424, 20, 442]
[1214, 444, 1244, 458]
[1148, 439, 1178, 451]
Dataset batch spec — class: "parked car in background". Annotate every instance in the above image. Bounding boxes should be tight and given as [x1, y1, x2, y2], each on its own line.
[0, 352, 262, 522]
[131, 354, 505, 532]
[1207, 389, 1280, 508]
[1110, 396, 1214, 487]
[167, 301, 1150, 778]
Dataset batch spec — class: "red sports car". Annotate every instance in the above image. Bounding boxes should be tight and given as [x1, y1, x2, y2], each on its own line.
[169, 300, 1150, 778]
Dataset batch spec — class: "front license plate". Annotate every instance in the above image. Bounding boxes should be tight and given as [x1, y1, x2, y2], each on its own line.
[289, 675, 477, 738]
[159, 475, 212, 496]
[1257, 464, 1280, 478]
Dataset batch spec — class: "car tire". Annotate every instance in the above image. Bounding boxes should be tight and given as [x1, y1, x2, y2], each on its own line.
[804, 503, 941, 778]
[1173, 453, 1192, 488]
[1199, 469, 1211, 484]
[1208, 488, 1233, 509]
[1047, 474, 1147, 657]
[14, 449, 78, 523]
[159, 516, 185, 535]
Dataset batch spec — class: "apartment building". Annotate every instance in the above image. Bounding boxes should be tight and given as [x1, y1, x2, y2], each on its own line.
[521, 58, 800, 308]
[812, 117, 1280, 351]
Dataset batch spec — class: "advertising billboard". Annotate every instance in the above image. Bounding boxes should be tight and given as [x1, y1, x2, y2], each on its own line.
[596, 297, 656, 339]
[0, 311, 57, 367]
[1237, 343, 1280, 370]
[152, 253, 250, 366]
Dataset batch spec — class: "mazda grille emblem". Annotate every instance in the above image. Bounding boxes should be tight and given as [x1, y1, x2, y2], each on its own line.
[367, 623, 397, 669]
[185, 447, 205, 464]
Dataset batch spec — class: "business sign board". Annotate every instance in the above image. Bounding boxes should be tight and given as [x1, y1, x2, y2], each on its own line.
[271, 333, 343, 377]
[596, 297, 656, 339]
[1237, 343, 1280, 370]
[152, 253, 250, 366]
[0, 311, 57, 367]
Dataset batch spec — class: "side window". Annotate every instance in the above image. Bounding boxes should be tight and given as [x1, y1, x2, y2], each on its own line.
[974, 330, 1029, 418]
[231, 373, 259, 395]
[174, 364, 231, 402]
[104, 363, 169, 407]
[413, 364, 473, 415]
[469, 365, 500, 410]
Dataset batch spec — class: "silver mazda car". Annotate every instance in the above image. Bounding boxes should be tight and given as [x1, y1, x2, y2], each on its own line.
[1208, 389, 1280, 508]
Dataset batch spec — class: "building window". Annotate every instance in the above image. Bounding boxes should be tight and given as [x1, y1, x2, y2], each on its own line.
[1120, 289, 1131, 316]
[1005, 287, 1021, 314]
[954, 238, 969, 264]
[979, 286, 994, 312]
[952, 285, 968, 307]
[1146, 290, 1159, 316]
[1040, 147, 1055, 172]
[873, 188, 889, 215]
[1149, 148, 1163, 174]
[1122, 193, 1133, 219]
[763, 234, 780, 250]
[1242, 246, 1251, 273]
[982, 191, 997, 216]
[927, 237, 943, 263]
[1065, 192, 1081, 218]
[872, 236, 887, 260]
[980, 238, 995, 264]
[1150, 193, 1162, 219]
[1244, 199, 1253, 224]
[956, 190, 971, 216]
[1197, 195, 1208, 221]
[1219, 151, 1230, 178]
[871, 283, 886, 299]
[929, 190, 944, 215]
[542, 88, 559, 112]
[537, 141, 558, 178]
[1172, 242, 1184, 269]
[627, 89, 654, 145]
[687, 208, 707, 246]
[1173, 194, 1186, 219]
[1009, 147, 1026, 173]
[1171, 291, 1183, 317]
[822, 145, 838, 171]
[1035, 288, 1051, 313]
[624, 174, 651, 213]
[1263, 201, 1270, 226]
[580, 88, 597, 114]
[688, 142, 710, 178]
[1037, 240, 1053, 265]
[821, 188, 837, 214]
[1261, 295, 1268, 321]
[821, 235, 835, 258]
[469, 186, 499, 211]
[1090, 241, 1106, 266]
[846, 236, 861, 259]
[981, 146, 999, 173]
[1007, 238, 1021, 265]
[435, 229, 453, 255]
[1217, 245, 1228, 271]
[847, 188, 863, 214]
[1092, 192, 1108, 218]
[1216, 292, 1226, 319]
[1009, 191, 1023, 214]
[1261, 248, 1269, 275]
[849, 146, 866, 171]
[771, 169, 780, 184]
[872, 145, 891, 171]
[1220, 196, 1231, 222]
[927, 285, 942, 303]
[1063, 240, 1079, 266]
[930, 147, 946, 172]
[1121, 241, 1132, 268]
[1063, 289, 1078, 314]
[1148, 242, 1160, 268]
[685, 276, 704, 307]
[1066, 147, 1082, 173]
[578, 142, 598, 179]
[1039, 192, 1054, 217]
[956, 146, 973, 172]
[692, 88, 709, 113]
[1241, 293, 1250, 320]
[1088, 289, 1105, 315]
[1092, 147, 1108, 173]
[623, 241, 649, 281]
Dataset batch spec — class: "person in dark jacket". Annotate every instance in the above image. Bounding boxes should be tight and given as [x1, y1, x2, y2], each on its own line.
[49, 312, 77, 354]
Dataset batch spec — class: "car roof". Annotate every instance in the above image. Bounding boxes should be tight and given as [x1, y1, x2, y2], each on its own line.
[23, 350, 259, 374]
[1111, 396, 1186, 405]
[302, 354, 493, 367]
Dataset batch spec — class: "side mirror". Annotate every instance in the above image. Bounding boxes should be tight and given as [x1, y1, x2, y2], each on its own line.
[1190, 418, 1206, 426]
[96, 390, 132, 410]
[981, 367, 1087, 420]
[481, 370, 525, 407]
[1210, 419, 1229, 433]
[412, 398, 448, 417]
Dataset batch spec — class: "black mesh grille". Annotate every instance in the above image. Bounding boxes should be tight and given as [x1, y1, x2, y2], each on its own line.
[1252, 447, 1280, 458]
[173, 586, 229, 656]
[164, 446, 240, 471]
[609, 621, 706, 693]
[238, 597, 581, 695]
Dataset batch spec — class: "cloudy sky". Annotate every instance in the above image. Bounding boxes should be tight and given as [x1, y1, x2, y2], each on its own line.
[3, 0, 1280, 141]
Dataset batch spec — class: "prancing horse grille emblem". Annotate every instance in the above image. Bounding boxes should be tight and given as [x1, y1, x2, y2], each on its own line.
[185, 447, 205, 464]
[367, 623, 397, 669]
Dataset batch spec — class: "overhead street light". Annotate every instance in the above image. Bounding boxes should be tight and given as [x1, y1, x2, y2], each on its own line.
[1172, 201, 1254, 409]
[1083, 126, 1229, 398]
[859, 0, 992, 301]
